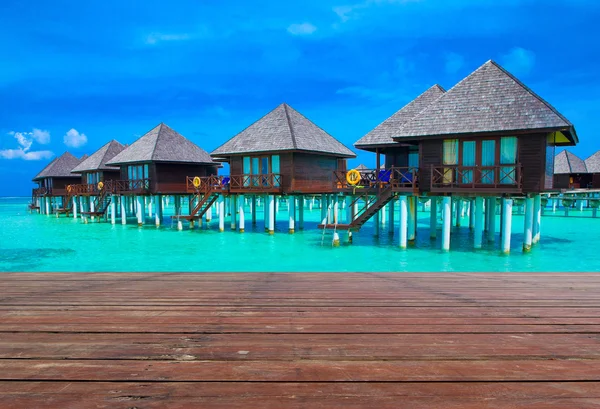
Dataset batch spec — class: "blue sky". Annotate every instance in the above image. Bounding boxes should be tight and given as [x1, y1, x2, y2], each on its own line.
[1, 0, 599, 196]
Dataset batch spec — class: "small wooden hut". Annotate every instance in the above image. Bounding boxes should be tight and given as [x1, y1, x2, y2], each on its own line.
[585, 151, 600, 189]
[71, 140, 125, 190]
[553, 150, 590, 190]
[31, 152, 82, 214]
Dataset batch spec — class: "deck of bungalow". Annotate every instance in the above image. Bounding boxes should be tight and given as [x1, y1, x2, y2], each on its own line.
[0, 272, 599, 408]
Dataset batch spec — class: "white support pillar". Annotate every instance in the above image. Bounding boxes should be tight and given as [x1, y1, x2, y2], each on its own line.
[488, 199, 496, 243]
[148, 196, 153, 219]
[121, 196, 126, 225]
[288, 196, 295, 233]
[523, 196, 534, 252]
[238, 194, 245, 233]
[275, 197, 279, 214]
[72, 196, 78, 219]
[474, 197, 484, 249]
[90, 200, 96, 222]
[206, 204, 212, 223]
[268, 195, 275, 234]
[381, 204, 387, 225]
[45, 197, 50, 215]
[552, 198, 557, 212]
[218, 195, 225, 232]
[441, 197, 451, 251]
[110, 195, 116, 225]
[230, 195, 237, 231]
[430, 198, 437, 239]
[399, 195, 408, 249]
[533, 194, 541, 244]
[310, 196, 314, 211]
[135, 196, 143, 226]
[333, 196, 339, 224]
[408, 197, 416, 242]
[501, 198, 513, 254]
[155, 194, 163, 227]
[299, 196, 305, 230]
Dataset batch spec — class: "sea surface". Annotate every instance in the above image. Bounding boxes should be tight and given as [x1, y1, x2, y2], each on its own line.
[1, 196, 599, 272]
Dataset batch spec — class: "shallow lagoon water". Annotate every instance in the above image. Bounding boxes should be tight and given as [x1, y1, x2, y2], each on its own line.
[1, 197, 599, 272]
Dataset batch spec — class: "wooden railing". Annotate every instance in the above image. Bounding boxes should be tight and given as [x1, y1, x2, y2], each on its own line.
[32, 187, 47, 197]
[229, 174, 282, 192]
[430, 164, 523, 191]
[112, 179, 151, 194]
[185, 176, 229, 194]
[333, 167, 418, 191]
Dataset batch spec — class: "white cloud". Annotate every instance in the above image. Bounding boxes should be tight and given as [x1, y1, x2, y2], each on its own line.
[145, 32, 191, 45]
[63, 128, 87, 148]
[0, 129, 54, 161]
[287, 22, 317, 35]
[501, 47, 535, 76]
[444, 52, 464, 74]
[333, 0, 419, 23]
[0, 148, 54, 161]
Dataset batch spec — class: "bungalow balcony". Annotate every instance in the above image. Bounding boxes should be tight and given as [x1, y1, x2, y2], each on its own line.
[429, 164, 523, 194]
[333, 166, 419, 193]
[185, 174, 284, 195]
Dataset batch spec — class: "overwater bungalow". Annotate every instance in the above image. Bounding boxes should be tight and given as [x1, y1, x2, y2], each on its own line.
[585, 150, 600, 189]
[340, 60, 578, 253]
[104, 123, 219, 225]
[65, 140, 126, 217]
[553, 150, 590, 190]
[208, 103, 356, 233]
[31, 152, 82, 215]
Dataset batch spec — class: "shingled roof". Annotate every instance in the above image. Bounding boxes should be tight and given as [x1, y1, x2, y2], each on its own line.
[354, 85, 446, 150]
[391, 60, 577, 142]
[32, 152, 81, 181]
[211, 103, 355, 158]
[585, 151, 600, 173]
[106, 123, 216, 166]
[554, 150, 588, 174]
[71, 140, 125, 173]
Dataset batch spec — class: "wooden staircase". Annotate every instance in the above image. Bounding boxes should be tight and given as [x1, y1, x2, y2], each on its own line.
[179, 189, 219, 221]
[54, 189, 75, 216]
[319, 186, 395, 232]
[81, 189, 111, 217]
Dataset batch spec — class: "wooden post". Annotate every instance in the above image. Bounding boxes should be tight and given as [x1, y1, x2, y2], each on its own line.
[408, 197, 416, 242]
[268, 195, 275, 234]
[474, 196, 484, 249]
[533, 194, 541, 244]
[399, 195, 408, 249]
[218, 195, 225, 232]
[523, 196, 534, 252]
[238, 194, 245, 233]
[299, 196, 304, 230]
[288, 196, 295, 233]
[501, 198, 513, 254]
[120, 196, 126, 225]
[487, 198, 496, 243]
[430, 198, 437, 239]
[442, 197, 451, 251]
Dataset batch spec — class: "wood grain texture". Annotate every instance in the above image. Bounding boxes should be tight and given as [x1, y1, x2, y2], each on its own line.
[1, 272, 600, 408]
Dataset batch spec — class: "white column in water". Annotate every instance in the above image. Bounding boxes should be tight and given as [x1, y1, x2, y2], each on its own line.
[238, 194, 245, 233]
[230, 195, 237, 231]
[110, 195, 117, 225]
[333, 196, 339, 224]
[148, 196, 153, 219]
[136, 196, 143, 225]
[523, 196, 534, 252]
[72, 196, 78, 219]
[381, 204, 387, 225]
[474, 196, 484, 249]
[288, 196, 295, 233]
[206, 204, 212, 223]
[441, 196, 451, 251]
[488, 198, 496, 243]
[345, 196, 352, 224]
[430, 198, 437, 239]
[501, 198, 513, 254]
[399, 195, 408, 249]
[533, 194, 541, 244]
[408, 197, 416, 242]
[218, 195, 225, 232]
[298, 196, 305, 230]
[120, 196, 126, 225]
[155, 195, 163, 227]
[268, 195, 275, 234]
[45, 197, 50, 215]
[90, 198, 96, 222]
[275, 196, 279, 214]
[79, 196, 84, 219]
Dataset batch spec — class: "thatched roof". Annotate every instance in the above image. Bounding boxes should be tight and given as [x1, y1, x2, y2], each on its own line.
[32, 152, 81, 181]
[71, 140, 125, 173]
[585, 151, 600, 173]
[554, 150, 587, 174]
[354, 85, 445, 149]
[211, 103, 355, 158]
[80, 154, 89, 161]
[355, 164, 368, 170]
[107, 123, 216, 166]
[391, 60, 577, 143]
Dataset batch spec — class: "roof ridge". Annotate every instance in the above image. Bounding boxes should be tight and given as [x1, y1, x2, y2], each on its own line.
[151, 123, 164, 162]
[487, 60, 572, 127]
[283, 103, 298, 150]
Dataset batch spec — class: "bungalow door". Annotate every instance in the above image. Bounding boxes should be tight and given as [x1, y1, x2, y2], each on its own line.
[249, 155, 280, 187]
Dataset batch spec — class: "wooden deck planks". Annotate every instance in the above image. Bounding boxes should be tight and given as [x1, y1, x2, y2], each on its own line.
[1, 272, 600, 408]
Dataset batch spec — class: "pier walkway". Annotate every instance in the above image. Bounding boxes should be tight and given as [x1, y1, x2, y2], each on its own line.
[0, 273, 599, 408]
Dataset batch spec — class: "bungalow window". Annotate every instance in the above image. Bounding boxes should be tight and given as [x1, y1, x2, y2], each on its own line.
[443, 139, 458, 183]
[500, 137, 517, 184]
[481, 140, 496, 184]
[127, 164, 150, 189]
[461, 141, 476, 183]
[244, 155, 280, 187]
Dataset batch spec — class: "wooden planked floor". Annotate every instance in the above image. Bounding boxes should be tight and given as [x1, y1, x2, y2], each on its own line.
[1, 272, 600, 408]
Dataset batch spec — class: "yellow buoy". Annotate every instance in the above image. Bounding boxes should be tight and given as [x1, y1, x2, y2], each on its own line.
[192, 176, 201, 188]
[66, 185, 72, 193]
[97, 181, 104, 191]
[346, 169, 361, 186]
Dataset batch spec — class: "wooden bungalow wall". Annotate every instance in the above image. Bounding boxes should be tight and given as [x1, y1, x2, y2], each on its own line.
[153, 163, 218, 193]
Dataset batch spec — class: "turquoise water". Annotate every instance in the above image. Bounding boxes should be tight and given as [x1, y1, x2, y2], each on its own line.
[1, 196, 599, 272]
